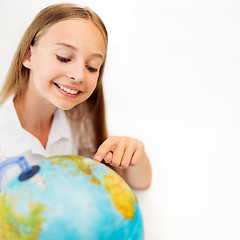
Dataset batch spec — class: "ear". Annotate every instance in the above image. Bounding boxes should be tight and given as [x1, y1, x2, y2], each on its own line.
[22, 46, 33, 69]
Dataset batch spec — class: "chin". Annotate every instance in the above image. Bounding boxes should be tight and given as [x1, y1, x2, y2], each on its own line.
[58, 105, 77, 111]
[54, 101, 79, 111]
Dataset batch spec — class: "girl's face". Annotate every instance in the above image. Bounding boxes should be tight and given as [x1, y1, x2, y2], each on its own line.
[23, 19, 106, 110]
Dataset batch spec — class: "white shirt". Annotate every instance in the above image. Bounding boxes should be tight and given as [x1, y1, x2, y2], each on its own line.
[0, 96, 78, 188]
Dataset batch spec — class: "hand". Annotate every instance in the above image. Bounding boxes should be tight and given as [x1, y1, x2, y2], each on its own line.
[94, 136, 145, 169]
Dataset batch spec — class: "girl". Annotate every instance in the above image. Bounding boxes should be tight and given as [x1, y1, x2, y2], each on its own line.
[0, 3, 151, 190]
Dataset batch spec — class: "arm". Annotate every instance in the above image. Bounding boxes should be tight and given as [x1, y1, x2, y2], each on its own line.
[94, 136, 152, 190]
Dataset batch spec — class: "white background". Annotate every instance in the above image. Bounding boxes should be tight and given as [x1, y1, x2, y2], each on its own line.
[1, 0, 240, 239]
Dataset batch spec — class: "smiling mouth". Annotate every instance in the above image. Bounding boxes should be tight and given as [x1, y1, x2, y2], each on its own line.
[54, 83, 80, 95]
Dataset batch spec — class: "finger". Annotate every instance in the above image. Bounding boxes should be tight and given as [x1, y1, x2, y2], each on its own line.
[120, 144, 135, 169]
[104, 151, 113, 163]
[130, 143, 144, 166]
[94, 137, 116, 162]
[110, 139, 126, 167]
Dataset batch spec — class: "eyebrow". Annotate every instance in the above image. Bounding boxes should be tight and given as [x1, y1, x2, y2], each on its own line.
[54, 42, 104, 59]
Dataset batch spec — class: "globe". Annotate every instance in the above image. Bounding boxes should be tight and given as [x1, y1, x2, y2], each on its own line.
[0, 155, 144, 240]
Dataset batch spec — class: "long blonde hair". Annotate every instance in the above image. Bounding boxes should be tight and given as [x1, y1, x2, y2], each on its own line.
[0, 3, 108, 157]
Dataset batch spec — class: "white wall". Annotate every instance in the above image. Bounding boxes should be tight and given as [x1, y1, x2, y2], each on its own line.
[1, 0, 240, 239]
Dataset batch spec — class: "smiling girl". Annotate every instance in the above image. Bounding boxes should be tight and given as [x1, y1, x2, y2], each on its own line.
[0, 3, 151, 190]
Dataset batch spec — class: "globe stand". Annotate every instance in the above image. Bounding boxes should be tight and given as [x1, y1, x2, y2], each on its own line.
[0, 156, 40, 192]
[19, 165, 40, 181]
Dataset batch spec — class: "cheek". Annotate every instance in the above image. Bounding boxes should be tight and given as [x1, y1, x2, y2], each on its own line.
[31, 54, 62, 80]
[86, 76, 98, 93]
[35, 65, 63, 84]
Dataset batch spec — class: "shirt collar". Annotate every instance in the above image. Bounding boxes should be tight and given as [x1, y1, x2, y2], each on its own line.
[0, 97, 72, 158]
[46, 108, 72, 148]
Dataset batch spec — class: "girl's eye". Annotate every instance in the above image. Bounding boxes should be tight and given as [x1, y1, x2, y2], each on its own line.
[86, 65, 98, 73]
[56, 55, 71, 63]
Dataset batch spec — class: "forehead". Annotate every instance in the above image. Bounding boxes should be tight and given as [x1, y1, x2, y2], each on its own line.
[37, 19, 106, 54]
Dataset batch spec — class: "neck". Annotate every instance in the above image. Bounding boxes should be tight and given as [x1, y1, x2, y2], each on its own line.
[13, 91, 57, 148]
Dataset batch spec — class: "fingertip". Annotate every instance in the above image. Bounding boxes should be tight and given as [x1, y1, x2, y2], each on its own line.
[94, 155, 102, 162]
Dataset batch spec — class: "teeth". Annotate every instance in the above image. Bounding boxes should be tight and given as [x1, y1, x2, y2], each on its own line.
[57, 84, 79, 95]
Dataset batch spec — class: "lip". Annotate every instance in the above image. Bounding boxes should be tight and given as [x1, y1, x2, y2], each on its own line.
[53, 82, 82, 98]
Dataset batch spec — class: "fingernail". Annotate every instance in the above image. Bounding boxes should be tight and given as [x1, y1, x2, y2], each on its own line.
[94, 155, 101, 161]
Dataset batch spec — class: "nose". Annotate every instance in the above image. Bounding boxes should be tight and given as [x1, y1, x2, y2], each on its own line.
[66, 63, 85, 82]
[69, 75, 77, 81]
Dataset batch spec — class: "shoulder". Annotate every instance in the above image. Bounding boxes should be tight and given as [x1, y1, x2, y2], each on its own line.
[0, 96, 13, 110]
[0, 96, 15, 123]
[0, 96, 27, 158]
